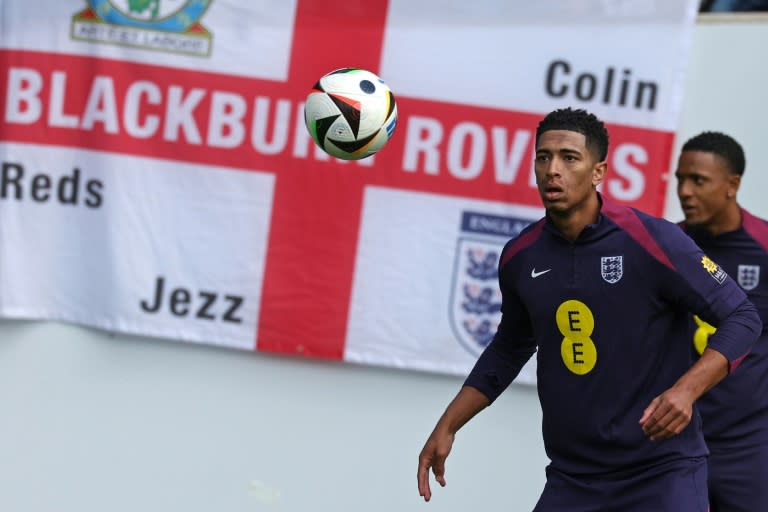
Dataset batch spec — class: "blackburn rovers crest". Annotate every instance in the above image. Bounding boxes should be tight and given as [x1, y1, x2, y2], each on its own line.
[737, 264, 760, 291]
[600, 256, 623, 284]
[71, 0, 213, 56]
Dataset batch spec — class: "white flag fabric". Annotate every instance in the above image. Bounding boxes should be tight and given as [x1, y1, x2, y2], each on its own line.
[0, 0, 699, 385]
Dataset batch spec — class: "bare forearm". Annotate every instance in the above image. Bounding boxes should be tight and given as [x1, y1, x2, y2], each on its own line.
[434, 386, 491, 435]
[672, 347, 728, 399]
[418, 385, 491, 501]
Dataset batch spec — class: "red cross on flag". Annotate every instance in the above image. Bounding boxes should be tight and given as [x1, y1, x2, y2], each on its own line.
[0, 0, 699, 384]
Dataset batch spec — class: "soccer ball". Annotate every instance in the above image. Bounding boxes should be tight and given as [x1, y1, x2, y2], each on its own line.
[304, 68, 398, 160]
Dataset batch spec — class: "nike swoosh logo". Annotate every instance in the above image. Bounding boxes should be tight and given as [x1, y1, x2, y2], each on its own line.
[531, 268, 552, 278]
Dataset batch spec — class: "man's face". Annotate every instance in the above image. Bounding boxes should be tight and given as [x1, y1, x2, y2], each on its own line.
[534, 130, 605, 214]
[675, 150, 739, 228]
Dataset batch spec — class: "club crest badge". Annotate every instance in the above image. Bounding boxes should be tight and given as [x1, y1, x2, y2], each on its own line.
[600, 256, 623, 284]
[737, 264, 760, 291]
[71, 0, 213, 56]
[449, 211, 533, 357]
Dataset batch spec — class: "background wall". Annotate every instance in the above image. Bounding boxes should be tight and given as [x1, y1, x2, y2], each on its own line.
[665, 14, 768, 220]
[1, 15, 767, 512]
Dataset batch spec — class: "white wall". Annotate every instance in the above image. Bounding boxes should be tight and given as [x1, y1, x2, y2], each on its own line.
[2, 16, 768, 512]
[665, 15, 768, 220]
[0, 319, 545, 512]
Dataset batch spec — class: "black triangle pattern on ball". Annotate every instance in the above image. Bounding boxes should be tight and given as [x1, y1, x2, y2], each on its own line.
[312, 80, 324, 92]
[328, 67, 357, 75]
[328, 94, 361, 139]
[328, 129, 379, 153]
[314, 114, 340, 148]
[386, 91, 396, 119]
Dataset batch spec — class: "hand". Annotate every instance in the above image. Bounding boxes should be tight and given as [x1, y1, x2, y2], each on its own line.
[417, 430, 454, 502]
[638, 387, 695, 440]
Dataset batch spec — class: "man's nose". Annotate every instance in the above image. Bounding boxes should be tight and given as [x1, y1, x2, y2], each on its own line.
[546, 158, 563, 177]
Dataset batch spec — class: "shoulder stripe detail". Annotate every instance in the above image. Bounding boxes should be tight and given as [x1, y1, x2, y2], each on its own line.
[501, 219, 546, 267]
[601, 198, 676, 270]
[730, 353, 748, 373]
[741, 208, 768, 253]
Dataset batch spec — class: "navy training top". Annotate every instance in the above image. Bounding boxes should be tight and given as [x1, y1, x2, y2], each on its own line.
[464, 194, 761, 476]
[681, 208, 768, 447]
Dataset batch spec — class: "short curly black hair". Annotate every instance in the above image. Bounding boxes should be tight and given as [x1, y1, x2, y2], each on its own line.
[536, 108, 609, 161]
[681, 131, 745, 176]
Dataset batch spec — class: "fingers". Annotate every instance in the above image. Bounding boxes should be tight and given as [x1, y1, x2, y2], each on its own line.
[642, 406, 676, 440]
[638, 396, 660, 426]
[417, 449, 447, 501]
[433, 461, 446, 487]
[655, 413, 691, 439]
[417, 460, 432, 502]
[639, 395, 692, 440]
[418, 430, 455, 501]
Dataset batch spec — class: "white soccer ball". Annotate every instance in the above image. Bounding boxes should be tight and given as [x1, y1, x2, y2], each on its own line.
[304, 68, 398, 160]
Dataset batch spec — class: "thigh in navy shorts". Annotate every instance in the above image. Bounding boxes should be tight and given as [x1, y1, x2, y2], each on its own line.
[533, 457, 708, 512]
[708, 440, 768, 512]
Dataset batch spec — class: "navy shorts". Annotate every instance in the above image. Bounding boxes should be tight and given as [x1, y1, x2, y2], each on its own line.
[533, 458, 708, 512]
[708, 440, 768, 512]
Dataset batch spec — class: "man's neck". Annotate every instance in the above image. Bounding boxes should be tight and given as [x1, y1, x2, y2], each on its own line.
[550, 193, 600, 241]
[704, 204, 742, 236]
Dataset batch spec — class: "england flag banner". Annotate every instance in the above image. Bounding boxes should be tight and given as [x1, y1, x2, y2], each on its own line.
[0, 0, 699, 385]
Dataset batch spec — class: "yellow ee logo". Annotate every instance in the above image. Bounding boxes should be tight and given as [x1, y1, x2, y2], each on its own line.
[556, 300, 597, 375]
[693, 315, 716, 355]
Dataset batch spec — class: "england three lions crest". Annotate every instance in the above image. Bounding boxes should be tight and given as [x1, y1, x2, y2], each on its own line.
[450, 239, 502, 357]
[449, 211, 534, 357]
[738, 264, 760, 291]
[601, 256, 623, 284]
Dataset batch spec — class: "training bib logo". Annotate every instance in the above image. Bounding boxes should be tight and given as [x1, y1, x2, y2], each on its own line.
[71, 0, 213, 56]
[701, 255, 727, 284]
[556, 299, 597, 375]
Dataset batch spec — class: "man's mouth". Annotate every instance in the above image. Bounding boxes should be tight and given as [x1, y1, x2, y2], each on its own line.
[543, 184, 563, 200]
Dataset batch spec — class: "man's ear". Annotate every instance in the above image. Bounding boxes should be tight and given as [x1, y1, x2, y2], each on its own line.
[727, 173, 741, 198]
[593, 160, 607, 187]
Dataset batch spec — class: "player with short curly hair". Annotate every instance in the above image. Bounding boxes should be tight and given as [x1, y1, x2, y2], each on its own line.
[417, 109, 762, 511]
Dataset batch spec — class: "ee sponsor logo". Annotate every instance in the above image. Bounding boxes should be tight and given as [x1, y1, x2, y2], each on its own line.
[556, 299, 597, 375]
